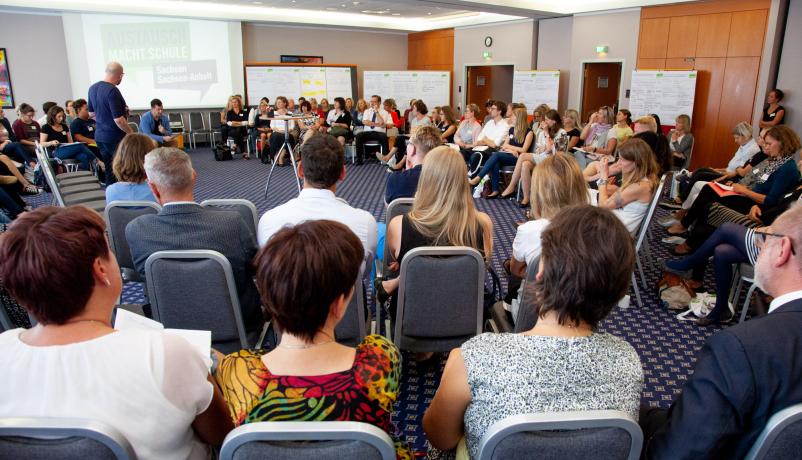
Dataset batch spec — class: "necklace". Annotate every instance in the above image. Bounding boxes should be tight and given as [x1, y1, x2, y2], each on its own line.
[278, 339, 335, 350]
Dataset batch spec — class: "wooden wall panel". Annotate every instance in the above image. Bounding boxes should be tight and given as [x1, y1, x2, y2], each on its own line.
[665, 58, 695, 70]
[727, 10, 768, 56]
[713, 57, 761, 165]
[667, 16, 699, 58]
[642, 0, 770, 18]
[696, 13, 731, 57]
[690, 57, 726, 168]
[638, 18, 670, 59]
[637, 58, 666, 69]
[408, 28, 454, 69]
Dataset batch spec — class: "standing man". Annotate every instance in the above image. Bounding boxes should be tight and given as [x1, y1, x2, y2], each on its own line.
[88, 61, 132, 184]
[139, 98, 181, 148]
[354, 94, 389, 165]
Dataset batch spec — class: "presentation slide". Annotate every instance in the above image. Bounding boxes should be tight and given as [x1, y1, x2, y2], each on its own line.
[62, 13, 244, 110]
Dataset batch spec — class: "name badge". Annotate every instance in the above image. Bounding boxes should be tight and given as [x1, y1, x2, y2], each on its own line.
[762, 174, 770, 181]
[88, 126, 94, 132]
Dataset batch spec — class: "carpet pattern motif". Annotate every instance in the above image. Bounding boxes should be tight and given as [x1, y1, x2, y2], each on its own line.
[26, 149, 728, 455]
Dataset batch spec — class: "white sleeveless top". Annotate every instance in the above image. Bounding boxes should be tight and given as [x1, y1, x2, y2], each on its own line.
[614, 200, 650, 235]
[0, 328, 214, 460]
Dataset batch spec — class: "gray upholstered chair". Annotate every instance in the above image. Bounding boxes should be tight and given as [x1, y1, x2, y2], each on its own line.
[0, 417, 136, 459]
[200, 199, 259, 240]
[745, 403, 802, 460]
[377, 197, 414, 279]
[392, 246, 484, 351]
[334, 277, 369, 347]
[144, 249, 254, 354]
[476, 410, 643, 460]
[631, 174, 666, 308]
[219, 421, 396, 460]
[0, 303, 13, 332]
[104, 201, 162, 283]
[188, 111, 212, 149]
[35, 142, 105, 212]
[489, 257, 540, 334]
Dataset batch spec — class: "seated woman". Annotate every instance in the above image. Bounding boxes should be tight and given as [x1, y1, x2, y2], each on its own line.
[249, 97, 273, 157]
[562, 108, 584, 151]
[268, 96, 297, 165]
[667, 126, 801, 238]
[39, 105, 99, 172]
[453, 104, 482, 158]
[507, 153, 589, 319]
[0, 138, 39, 195]
[0, 154, 37, 218]
[437, 106, 458, 144]
[469, 107, 534, 199]
[669, 114, 694, 168]
[376, 146, 493, 317]
[215, 219, 413, 459]
[499, 109, 563, 206]
[296, 100, 320, 140]
[383, 99, 402, 166]
[575, 106, 615, 169]
[352, 98, 368, 136]
[423, 204, 643, 460]
[0, 206, 233, 459]
[325, 97, 353, 145]
[385, 100, 431, 169]
[759, 89, 785, 129]
[105, 133, 158, 203]
[11, 103, 41, 164]
[597, 138, 660, 235]
[225, 95, 249, 159]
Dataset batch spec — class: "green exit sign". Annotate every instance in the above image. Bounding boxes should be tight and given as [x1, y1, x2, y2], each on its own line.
[483, 51, 492, 59]
[595, 45, 609, 53]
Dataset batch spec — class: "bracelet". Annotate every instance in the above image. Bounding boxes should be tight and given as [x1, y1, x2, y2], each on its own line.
[596, 178, 608, 186]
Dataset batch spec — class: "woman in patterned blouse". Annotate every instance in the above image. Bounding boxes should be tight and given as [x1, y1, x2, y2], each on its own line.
[215, 219, 412, 460]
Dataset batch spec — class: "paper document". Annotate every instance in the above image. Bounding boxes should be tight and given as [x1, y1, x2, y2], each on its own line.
[114, 308, 212, 368]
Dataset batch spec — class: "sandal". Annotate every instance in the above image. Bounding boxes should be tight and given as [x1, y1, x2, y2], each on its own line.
[22, 184, 40, 195]
[243, 153, 251, 160]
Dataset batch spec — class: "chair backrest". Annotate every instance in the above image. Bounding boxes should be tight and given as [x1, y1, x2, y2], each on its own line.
[219, 421, 396, 460]
[0, 417, 136, 460]
[168, 112, 184, 130]
[189, 111, 206, 130]
[513, 257, 540, 333]
[382, 198, 414, 273]
[200, 199, 259, 239]
[104, 201, 162, 276]
[0, 302, 13, 332]
[477, 410, 643, 460]
[745, 403, 802, 460]
[634, 174, 666, 253]
[127, 122, 138, 133]
[333, 255, 371, 346]
[394, 246, 484, 352]
[144, 250, 249, 349]
[128, 113, 141, 125]
[209, 112, 223, 130]
[34, 142, 67, 206]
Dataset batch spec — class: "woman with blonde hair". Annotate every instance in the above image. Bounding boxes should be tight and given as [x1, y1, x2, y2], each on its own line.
[223, 95, 249, 158]
[469, 107, 534, 198]
[353, 98, 368, 135]
[376, 146, 493, 316]
[563, 109, 584, 150]
[105, 133, 158, 203]
[597, 137, 660, 234]
[578, 106, 616, 164]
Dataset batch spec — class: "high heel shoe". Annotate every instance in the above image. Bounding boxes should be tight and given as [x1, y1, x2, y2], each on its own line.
[499, 191, 515, 200]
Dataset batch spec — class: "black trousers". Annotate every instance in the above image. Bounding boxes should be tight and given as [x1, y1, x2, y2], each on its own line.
[680, 184, 755, 229]
[354, 131, 388, 163]
[227, 126, 248, 153]
[269, 131, 296, 161]
[678, 168, 722, 201]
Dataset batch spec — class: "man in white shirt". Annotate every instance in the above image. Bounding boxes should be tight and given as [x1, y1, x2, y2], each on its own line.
[354, 94, 390, 165]
[257, 134, 378, 260]
[469, 100, 510, 174]
[643, 204, 802, 459]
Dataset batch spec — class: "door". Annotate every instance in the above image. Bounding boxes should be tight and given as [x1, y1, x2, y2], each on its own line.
[466, 66, 493, 111]
[581, 62, 622, 122]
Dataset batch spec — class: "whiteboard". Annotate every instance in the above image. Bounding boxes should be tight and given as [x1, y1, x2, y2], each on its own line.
[512, 70, 560, 111]
[363, 71, 450, 108]
[244, 65, 356, 106]
[629, 70, 697, 124]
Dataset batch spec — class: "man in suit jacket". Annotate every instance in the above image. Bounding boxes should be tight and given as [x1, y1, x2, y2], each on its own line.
[125, 147, 262, 330]
[643, 204, 802, 459]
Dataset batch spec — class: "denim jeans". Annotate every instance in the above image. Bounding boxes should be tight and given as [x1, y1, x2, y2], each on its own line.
[476, 151, 518, 192]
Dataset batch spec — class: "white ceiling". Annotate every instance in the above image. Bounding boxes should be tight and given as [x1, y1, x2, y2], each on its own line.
[0, 0, 695, 31]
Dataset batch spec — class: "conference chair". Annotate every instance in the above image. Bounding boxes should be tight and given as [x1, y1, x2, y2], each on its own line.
[188, 111, 213, 149]
[476, 410, 643, 460]
[127, 113, 141, 125]
[144, 249, 258, 354]
[104, 201, 162, 283]
[127, 122, 139, 133]
[35, 142, 106, 212]
[489, 257, 539, 334]
[333, 255, 374, 346]
[745, 403, 802, 460]
[392, 247, 484, 351]
[34, 141, 98, 183]
[209, 111, 223, 144]
[377, 198, 414, 279]
[0, 304, 13, 333]
[168, 112, 185, 134]
[631, 174, 666, 308]
[362, 140, 383, 162]
[219, 421, 396, 460]
[730, 263, 760, 323]
[0, 417, 136, 460]
[200, 199, 259, 239]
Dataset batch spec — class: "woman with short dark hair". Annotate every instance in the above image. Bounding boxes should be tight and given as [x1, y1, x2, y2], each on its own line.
[0, 206, 234, 459]
[39, 105, 99, 171]
[216, 219, 413, 459]
[423, 205, 643, 459]
[106, 133, 157, 203]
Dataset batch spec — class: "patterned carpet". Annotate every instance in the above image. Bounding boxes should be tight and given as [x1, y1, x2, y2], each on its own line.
[25, 148, 728, 455]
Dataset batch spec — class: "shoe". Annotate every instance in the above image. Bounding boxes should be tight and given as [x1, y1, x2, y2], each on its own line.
[485, 193, 499, 200]
[659, 216, 680, 228]
[243, 153, 250, 160]
[671, 243, 692, 256]
[519, 202, 529, 209]
[696, 313, 734, 326]
[21, 184, 40, 195]
[666, 224, 688, 236]
[662, 235, 686, 245]
[659, 201, 682, 210]
[499, 191, 515, 200]
[658, 259, 693, 279]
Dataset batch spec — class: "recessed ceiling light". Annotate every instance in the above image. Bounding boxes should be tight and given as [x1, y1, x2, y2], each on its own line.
[341, 3, 346, 6]
[352, 1, 360, 4]
[427, 12, 432, 15]
[391, 12, 400, 16]
[252, 1, 262, 3]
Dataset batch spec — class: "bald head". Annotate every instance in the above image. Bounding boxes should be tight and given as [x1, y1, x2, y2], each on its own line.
[772, 203, 802, 252]
[754, 203, 802, 297]
[105, 62, 124, 85]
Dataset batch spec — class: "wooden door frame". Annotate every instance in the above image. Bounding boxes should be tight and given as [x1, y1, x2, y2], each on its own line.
[577, 59, 626, 117]
[461, 62, 517, 111]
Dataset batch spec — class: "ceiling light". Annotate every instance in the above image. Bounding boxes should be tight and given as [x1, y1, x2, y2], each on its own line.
[391, 12, 400, 15]
[352, 1, 360, 4]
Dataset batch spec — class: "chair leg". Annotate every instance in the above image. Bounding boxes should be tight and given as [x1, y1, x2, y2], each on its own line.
[739, 282, 758, 323]
[729, 266, 743, 305]
[632, 273, 643, 308]
[637, 255, 647, 292]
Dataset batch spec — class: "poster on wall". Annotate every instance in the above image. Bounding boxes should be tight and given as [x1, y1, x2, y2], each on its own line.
[0, 49, 14, 109]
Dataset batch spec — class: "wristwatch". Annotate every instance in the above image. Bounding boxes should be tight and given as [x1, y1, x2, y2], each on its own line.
[596, 178, 608, 186]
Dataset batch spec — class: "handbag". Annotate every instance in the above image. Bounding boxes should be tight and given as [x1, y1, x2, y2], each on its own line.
[329, 126, 350, 138]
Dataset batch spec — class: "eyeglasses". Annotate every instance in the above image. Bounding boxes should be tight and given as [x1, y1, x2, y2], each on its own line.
[755, 230, 796, 255]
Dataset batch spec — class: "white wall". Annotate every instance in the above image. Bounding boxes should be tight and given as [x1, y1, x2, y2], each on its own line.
[0, 11, 73, 122]
[567, 9, 640, 114]
[453, 19, 535, 110]
[774, 0, 800, 134]
[537, 16, 574, 112]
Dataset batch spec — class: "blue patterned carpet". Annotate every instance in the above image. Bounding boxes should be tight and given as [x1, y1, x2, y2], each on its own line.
[26, 148, 725, 455]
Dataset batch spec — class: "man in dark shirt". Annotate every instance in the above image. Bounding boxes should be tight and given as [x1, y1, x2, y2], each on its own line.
[88, 61, 132, 184]
[385, 125, 442, 203]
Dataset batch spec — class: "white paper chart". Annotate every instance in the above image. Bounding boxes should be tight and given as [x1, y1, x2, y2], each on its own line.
[629, 70, 697, 124]
[245, 65, 356, 106]
[512, 70, 560, 111]
[363, 71, 450, 108]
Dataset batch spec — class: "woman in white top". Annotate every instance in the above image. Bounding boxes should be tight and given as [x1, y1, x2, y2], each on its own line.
[579, 106, 616, 159]
[0, 206, 233, 460]
[454, 104, 482, 150]
[597, 137, 660, 235]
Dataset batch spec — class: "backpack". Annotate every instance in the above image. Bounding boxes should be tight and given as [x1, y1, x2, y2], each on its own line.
[213, 143, 232, 161]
